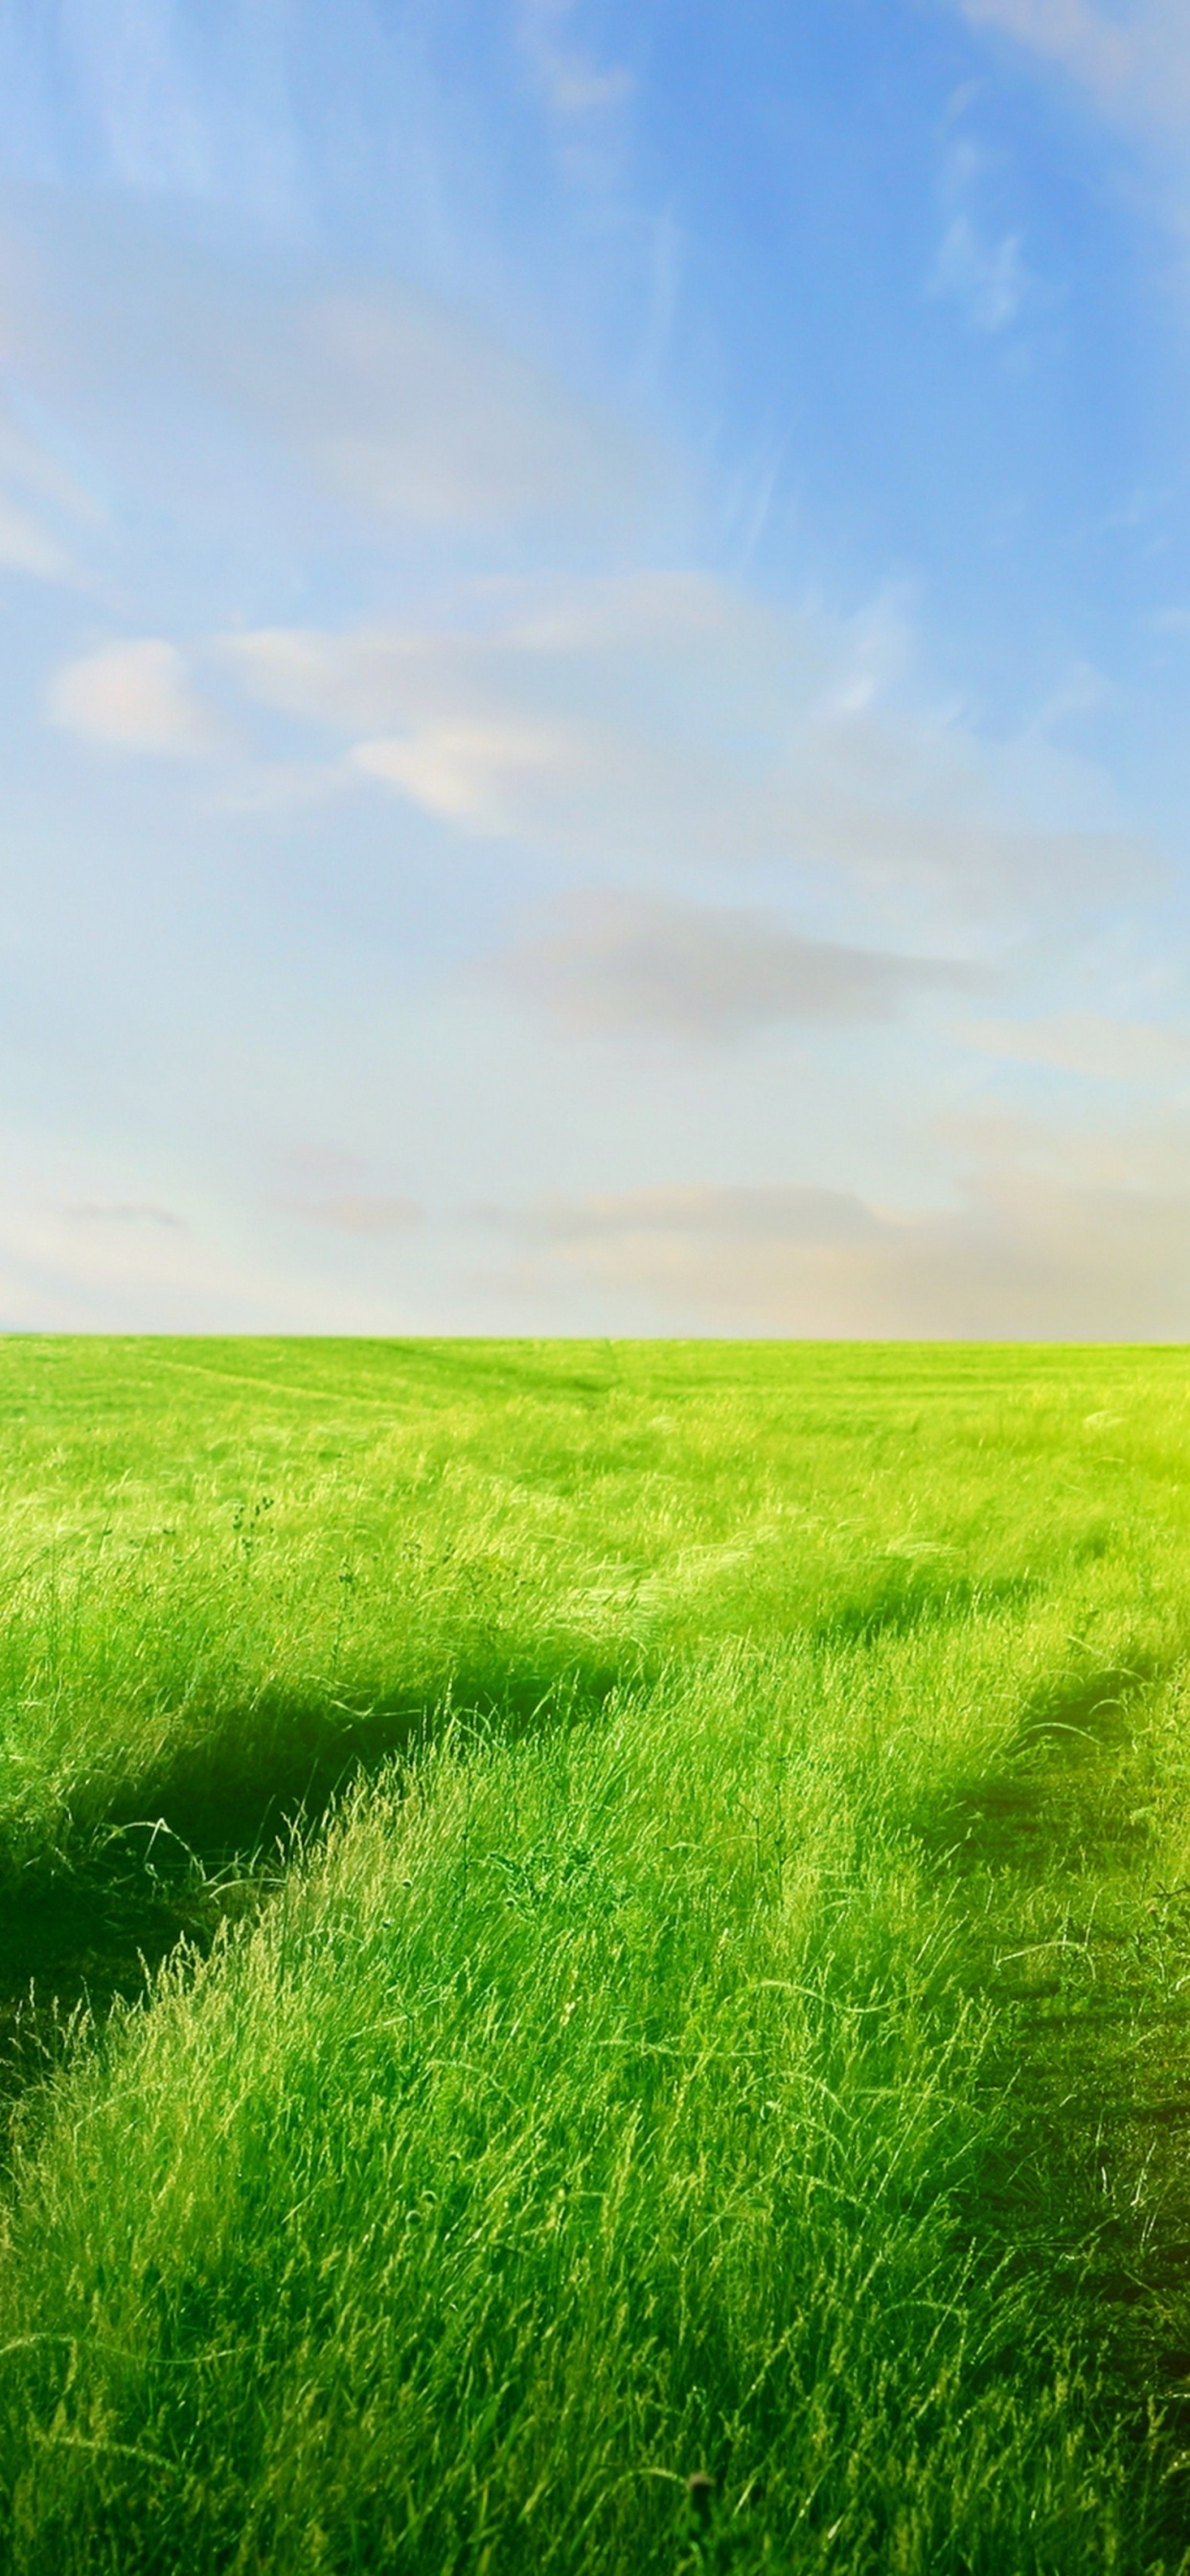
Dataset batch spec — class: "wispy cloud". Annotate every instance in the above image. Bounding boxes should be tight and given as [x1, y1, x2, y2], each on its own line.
[0, 487, 80, 585]
[0, 1194, 400, 1334]
[0, 0, 307, 229]
[928, 115, 1031, 334]
[47, 637, 230, 756]
[515, 0, 634, 117]
[221, 572, 1149, 921]
[270, 289, 659, 532]
[956, 1, 1190, 133]
[930, 214, 1028, 333]
[496, 1183, 886, 1247]
[293, 1195, 424, 1237]
[489, 1145, 1190, 1337]
[1, 206, 667, 552]
[494, 890, 985, 1040]
[63, 1199, 186, 1229]
[274, 1147, 424, 1240]
[0, 402, 102, 586]
[961, 1010, 1190, 1084]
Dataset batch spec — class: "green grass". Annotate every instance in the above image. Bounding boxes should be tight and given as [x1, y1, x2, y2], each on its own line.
[3, 1336, 1190, 2568]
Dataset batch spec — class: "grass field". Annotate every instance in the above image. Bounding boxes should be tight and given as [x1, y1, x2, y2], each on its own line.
[3, 1336, 1190, 2570]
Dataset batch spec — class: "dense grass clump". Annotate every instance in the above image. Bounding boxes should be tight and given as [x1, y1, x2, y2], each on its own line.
[1, 1339, 1190, 2568]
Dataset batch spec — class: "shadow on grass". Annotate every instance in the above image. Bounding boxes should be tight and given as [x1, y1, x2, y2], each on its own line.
[913, 1647, 1190, 2537]
[0, 1646, 631, 2125]
[813, 1568, 1038, 1649]
[917, 1659, 1159, 1880]
[99, 1647, 629, 1857]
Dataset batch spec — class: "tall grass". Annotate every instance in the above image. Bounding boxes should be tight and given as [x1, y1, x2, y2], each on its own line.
[2, 1334, 1186, 1868]
[1, 1340, 1189, 2567]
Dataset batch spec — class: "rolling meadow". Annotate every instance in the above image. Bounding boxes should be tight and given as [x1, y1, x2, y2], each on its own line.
[3, 1334, 1190, 2571]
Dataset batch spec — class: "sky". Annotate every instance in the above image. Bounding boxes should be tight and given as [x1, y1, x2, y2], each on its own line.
[4, 0, 1190, 1336]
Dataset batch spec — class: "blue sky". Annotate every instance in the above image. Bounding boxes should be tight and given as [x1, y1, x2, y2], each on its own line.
[4, 0, 1190, 1332]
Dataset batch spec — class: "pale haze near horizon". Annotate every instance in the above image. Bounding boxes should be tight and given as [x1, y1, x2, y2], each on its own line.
[4, 0, 1190, 1337]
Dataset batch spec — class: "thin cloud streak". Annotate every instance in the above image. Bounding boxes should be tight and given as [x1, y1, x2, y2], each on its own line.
[63, 1200, 187, 1229]
[490, 1156, 1190, 1338]
[495, 891, 986, 1040]
[496, 1183, 887, 1246]
[962, 1011, 1190, 1084]
[290, 1194, 425, 1237]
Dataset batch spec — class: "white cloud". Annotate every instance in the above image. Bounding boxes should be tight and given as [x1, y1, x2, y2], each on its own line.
[222, 572, 1150, 923]
[495, 889, 985, 1039]
[351, 720, 585, 828]
[47, 637, 229, 756]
